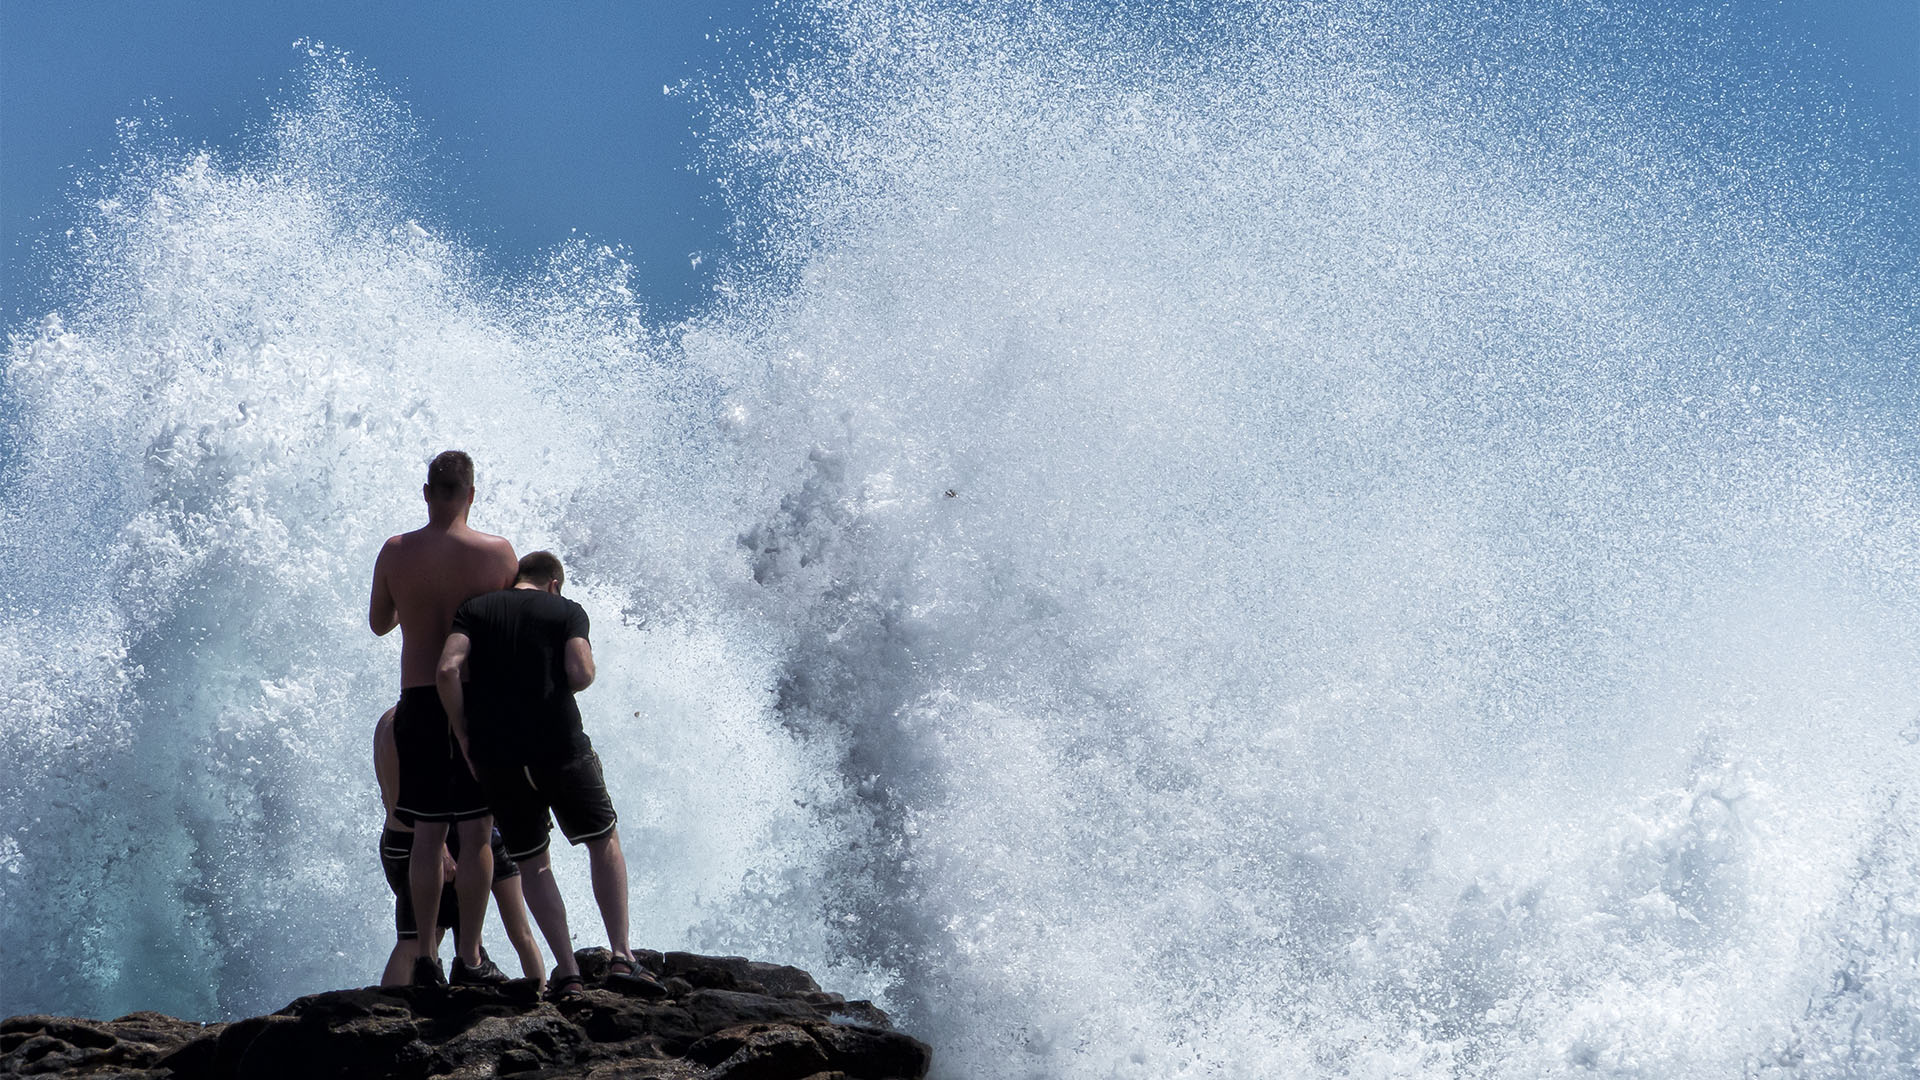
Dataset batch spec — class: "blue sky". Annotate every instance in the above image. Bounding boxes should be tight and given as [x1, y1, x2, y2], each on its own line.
[1, 1, 774, 324]
[2, 2, 1914, 329]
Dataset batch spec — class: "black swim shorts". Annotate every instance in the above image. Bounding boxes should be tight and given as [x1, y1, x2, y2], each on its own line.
[380, 825, 459, 941]
[391, 686, 491, 825]
[473, 749, 619, 861]
[379, 825, 520, 940]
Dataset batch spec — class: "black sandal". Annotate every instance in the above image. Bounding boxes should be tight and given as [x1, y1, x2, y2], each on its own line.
[545, 972, 585, 1002]
[606, 955, 667, 998]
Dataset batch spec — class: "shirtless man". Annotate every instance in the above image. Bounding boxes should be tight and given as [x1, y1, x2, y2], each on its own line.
[369, 450, 518, 986]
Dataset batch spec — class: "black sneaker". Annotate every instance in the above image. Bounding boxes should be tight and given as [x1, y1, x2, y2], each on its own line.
[450, 952, 509, 986]
[411, 956, 448, 988]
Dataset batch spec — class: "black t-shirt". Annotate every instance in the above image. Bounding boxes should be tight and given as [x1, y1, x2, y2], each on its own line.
[451, 588, 593, 766]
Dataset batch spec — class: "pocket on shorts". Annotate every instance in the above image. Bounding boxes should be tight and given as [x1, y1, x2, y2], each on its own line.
[553, 751, 604, 793]
[550, 752, 617, 844]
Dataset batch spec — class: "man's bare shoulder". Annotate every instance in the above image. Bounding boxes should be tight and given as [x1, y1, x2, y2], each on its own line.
[464, 528, 514, 552]
[460, 528, 518, 569]
[374, 533, 407, 562]
[378, 529, 436, 564]
[383, 527, 442, 548]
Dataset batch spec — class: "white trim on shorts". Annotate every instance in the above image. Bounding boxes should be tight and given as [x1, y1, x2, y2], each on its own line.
[393, 803, 492, 823]
[567, 819, 617, 843]
[503, 835, 552, 862]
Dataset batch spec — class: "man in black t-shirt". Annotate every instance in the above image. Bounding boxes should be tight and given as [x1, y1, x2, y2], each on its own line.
[436, 551, 660, 999]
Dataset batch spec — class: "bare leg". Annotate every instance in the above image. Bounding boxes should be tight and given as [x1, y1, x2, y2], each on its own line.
[452, 817, 493, 967]
[492, 875, 546, 985]
[516, 849, 578, 979]
[409, 822, 451, 966]
[381, 940, 413, 987]
[584, 829, 631, 959]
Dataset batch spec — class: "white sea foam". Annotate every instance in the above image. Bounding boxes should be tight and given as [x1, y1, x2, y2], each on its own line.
[3, 3, 1917, 1077]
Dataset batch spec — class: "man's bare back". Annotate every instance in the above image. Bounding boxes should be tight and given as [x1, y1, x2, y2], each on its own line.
[372, 523, 517, 687]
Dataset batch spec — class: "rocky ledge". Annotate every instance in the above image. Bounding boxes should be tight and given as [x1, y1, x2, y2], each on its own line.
[1, 949, 931, 1080]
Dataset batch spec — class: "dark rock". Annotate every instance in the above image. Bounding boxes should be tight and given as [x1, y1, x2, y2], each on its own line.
[570, 998, 699, 1051]
[663, 951, 749, 990]
[575, 947, 614, 981]
[110, 1011, 186, 1025]
[687, 1023, 831, 1080]
[156, 1033, 220, 1075]
[276, 988, 420, 1027]
[210, 989, 434, 1080]
[685, 1023, 795, 1065]
[746, 964, 821, 996]
[683, 990, 820, 1035]
[805, 1021, 933, 1078]
[824, 1001, 894, 1029]
[0, 1012, 210, 1076]
[104, 1011, 210, 1058]
[497, 1046, 542, 1074]
[661, 954, 820, 996]
[2, 952, 928, 1080]
[236, 1014, 421, 1080]
[576, 1063, 698, 1080]
[8, 1034, 67, 1066]
[33, 1021, 115, 1050]
[212, 1014, 286, 1078]
[432, 1010, 585, 1074]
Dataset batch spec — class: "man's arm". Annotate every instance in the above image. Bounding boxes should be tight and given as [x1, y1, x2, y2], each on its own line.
[564, 637, 595, 692]
[369, 539, 399, 636]
[438, 632, 474, 768]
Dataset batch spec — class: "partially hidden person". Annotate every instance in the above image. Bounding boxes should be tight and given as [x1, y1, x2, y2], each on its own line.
[369, 450, 517, 986]
[374, 706, 545, 989]
[437, 551, 663, 1000]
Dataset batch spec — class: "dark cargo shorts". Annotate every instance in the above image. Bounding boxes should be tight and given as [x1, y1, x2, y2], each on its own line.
[473, 749, 618, 861]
